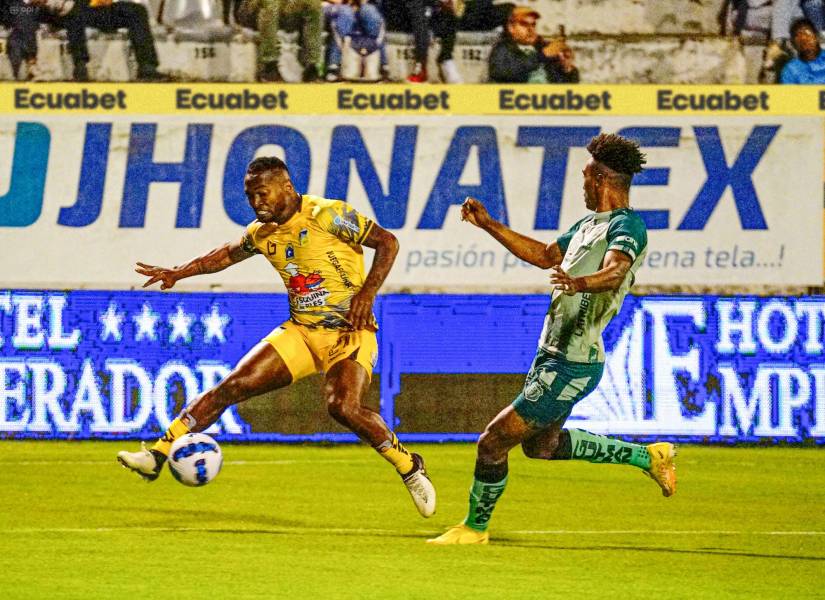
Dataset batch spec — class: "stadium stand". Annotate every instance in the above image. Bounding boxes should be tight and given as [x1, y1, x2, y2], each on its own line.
[0, 0, 801, 82]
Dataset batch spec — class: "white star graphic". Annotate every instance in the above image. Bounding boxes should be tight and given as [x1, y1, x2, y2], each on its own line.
[133, 303, 160, 341]
[99, 302, 125, 342]
[201, 305, 230, 343]
[168, 304, 194, 343]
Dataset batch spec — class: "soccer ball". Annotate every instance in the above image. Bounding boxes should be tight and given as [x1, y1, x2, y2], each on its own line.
[167, 433, 223, 487]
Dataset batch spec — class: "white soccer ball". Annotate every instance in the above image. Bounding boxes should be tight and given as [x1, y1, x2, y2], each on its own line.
[167, 433, 223, 487]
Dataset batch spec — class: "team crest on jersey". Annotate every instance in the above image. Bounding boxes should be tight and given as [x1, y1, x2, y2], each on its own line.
[286, 244, 295, 259]
[266, 241, 277, 256]
[284, 262, 329, 308]
[524, 380, 543, 402]
[299, 229, 309, 246]
[523, 369, 557, 403]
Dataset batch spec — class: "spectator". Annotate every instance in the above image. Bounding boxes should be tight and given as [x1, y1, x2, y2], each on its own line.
[323, 0, 388, 81]
[223, 0, 243, 26]
[458, 0, 512, 31]
[780, 17, 825, 82]
[797, 0, 825, 31]
[488, 6, 578, 84]
[4, 0, 165, 81]
[381, 0, 463, 83]
[237, 0, 323, 81]
[719, 0, 773, 40]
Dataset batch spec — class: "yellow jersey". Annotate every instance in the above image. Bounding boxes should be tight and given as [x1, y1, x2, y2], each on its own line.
[242, 195, 376, 330]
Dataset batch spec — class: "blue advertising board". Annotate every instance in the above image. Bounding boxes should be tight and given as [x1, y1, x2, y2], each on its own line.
[0, 290, 822, 443]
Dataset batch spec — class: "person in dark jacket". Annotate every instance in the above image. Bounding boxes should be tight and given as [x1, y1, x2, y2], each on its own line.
[380, 0, 463, 83]
[4, 0, 165, 81]
[488, 6, 578, 83]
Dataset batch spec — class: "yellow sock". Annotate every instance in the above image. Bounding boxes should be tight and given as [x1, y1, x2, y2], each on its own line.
[150, 416, 192, 457]
[376, 432, 414, 475]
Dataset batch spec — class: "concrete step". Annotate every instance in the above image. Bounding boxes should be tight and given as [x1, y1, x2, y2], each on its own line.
[0, 26, 752, 83]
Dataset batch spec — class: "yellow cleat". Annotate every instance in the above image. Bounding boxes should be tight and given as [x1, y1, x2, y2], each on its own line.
[645, 442, 677, 497]
[426, 523, 489, 545]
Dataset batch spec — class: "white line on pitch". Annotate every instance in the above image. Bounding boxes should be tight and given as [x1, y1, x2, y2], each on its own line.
[1, 459, 365, 466]
[2, 526, 412, 535]
[3, 527, 824, 537]
[509, 530, 825, 536]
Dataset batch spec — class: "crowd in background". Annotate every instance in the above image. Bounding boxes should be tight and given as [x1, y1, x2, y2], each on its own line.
[1, 0, 825, 83]
[0, 0, 581, 83]
[722, 0, 825, 82]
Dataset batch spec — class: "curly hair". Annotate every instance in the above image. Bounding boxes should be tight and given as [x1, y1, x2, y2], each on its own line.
[246, 156, 289, 176]
[586, 133, 646, 179]
[790, 17, 817, 39]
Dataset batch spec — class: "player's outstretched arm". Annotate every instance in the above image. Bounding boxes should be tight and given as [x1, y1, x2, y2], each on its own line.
[461, 197, 562, 269]
[348, 223, 399, 330]
[135, 237, 257, 290]
[550, 250, 632, 295]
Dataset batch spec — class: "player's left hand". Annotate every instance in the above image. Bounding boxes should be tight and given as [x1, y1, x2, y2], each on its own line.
[549, 265, 583, 295]
[347, 288, 376, 330]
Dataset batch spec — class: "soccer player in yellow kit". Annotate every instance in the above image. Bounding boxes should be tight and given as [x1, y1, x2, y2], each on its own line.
[117, 156, 435, 518]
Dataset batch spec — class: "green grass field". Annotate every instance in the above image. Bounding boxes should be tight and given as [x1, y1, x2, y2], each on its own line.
[1, 442, 823, 599]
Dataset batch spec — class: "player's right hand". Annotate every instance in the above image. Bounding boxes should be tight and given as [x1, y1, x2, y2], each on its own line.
[135, 262, 180, 290]
[460, 197, 492, 229]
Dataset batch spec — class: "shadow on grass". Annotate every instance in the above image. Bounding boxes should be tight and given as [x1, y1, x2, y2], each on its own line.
[492, 540, 825, 562]
[199, 528, 428, 541]
[139, 507, 307, 530]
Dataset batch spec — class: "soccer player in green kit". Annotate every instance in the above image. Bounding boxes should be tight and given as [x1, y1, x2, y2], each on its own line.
[428, 133, 676, 545]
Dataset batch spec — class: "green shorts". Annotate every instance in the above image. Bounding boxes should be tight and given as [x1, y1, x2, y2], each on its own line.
[512, 349, 604, 428]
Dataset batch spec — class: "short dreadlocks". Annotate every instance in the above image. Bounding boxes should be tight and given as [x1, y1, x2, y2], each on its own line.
[586, 134, 646, 187]
[246, 156, 290, 177]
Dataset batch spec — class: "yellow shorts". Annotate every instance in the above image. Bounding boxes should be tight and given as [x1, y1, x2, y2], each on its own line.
[263, 321, 378, 382]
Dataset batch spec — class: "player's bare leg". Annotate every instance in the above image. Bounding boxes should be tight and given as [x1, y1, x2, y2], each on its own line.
[324, 358, 435, 517]
[428, 406, 537, 544]
[521, 426, 676, 497]
[117, 342, 293, 481]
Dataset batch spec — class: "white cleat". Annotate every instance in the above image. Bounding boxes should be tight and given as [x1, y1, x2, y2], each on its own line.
[117, 442, 163, 482]
[402, 453, 436, 518]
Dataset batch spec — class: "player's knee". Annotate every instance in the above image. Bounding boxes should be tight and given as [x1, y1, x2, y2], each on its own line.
[326, 397, 356, 423]
[325, 387, 358, 423]
[521, 437, 559, 460]
[521, 440, 539, 459]
[477, 428, 504, 462]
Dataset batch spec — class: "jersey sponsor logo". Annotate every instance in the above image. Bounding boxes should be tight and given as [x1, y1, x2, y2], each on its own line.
[326, 250, 355, 290]
[613, 235, 638, 248]
[285, 262, 329, 308]
[333, 215, 361, 235]
[574, 293, 592, 337]
[299, 229, 309, 246]
[266, 240, 277, 256]
[611, 235, 640, 259]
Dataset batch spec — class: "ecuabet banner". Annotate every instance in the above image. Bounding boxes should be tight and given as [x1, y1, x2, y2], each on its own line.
[0, 115, 821, 289]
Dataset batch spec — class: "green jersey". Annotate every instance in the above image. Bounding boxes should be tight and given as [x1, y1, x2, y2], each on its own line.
[539, 208, 647, 364]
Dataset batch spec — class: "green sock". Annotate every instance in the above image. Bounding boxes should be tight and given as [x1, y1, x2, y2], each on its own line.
[464, 476, 508, 532]
[567, 429, 650, 469]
